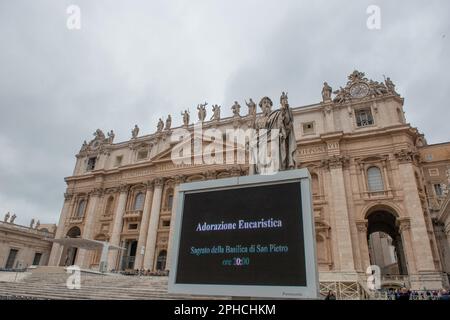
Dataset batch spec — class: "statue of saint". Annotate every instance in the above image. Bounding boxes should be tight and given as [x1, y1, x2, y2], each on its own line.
[385, 77, 398, 95]
[35, 220, 40, 229]
[131, 125, 139, 139]
[10, 214, 16, 224]
[181, 110, 190, 126]
[30, 218, 35, 229]
[231, 101, 241, 117]
[333, 87, 348, 104]
[322, 82, 332, 102]
[157, 118, 164, 132]
[165, 115, 172, 130]
[197, 102, 207, 122]
[251, 92, 297, 174]
[93, 129, 105, 140]
[107, 130, 115, 143]
[245, 98, 257, 117]
[80, 140, 88, 152]
[4, 212, 10, 223]
[211, 105, 221, 121]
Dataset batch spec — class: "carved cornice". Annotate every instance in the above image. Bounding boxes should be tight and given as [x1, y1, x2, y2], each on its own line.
[394, 149, 420, 164]
[119, 184, 130, 193]
[145, 180, 154, 191]
[64, 192, 74, 201]
[229, 166, 242, 177]
[105, 187, 119, 194]
[206, 170, 217, 180]
[90, 188, 104, 197]
[174, 175, 186, 185]
[320, 155, 350, 170]
[154, 178, 165, 187]
[355, 220, 368, 233]
[398, 218, 411, 232]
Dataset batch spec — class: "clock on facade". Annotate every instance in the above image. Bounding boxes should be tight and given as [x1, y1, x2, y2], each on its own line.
[349, 83, 370, 98]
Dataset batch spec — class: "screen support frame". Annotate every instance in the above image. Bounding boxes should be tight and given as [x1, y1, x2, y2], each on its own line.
[168, 168, 319, 299]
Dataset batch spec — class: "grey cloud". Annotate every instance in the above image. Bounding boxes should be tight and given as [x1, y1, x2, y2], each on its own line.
[0, 0, 449, 225]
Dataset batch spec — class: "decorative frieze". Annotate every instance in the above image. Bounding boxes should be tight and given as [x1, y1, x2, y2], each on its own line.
[298, 145, 327, 156]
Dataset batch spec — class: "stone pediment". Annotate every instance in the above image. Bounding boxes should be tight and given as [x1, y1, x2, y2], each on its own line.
[152, 131, 245, 164]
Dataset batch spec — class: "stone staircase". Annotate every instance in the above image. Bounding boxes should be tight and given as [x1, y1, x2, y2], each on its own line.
[0, 271, 228, 300]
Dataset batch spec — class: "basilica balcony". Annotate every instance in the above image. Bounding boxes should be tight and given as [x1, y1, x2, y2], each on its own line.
[69, 216, 84, 224]
[361, 189, 394, 200]
[123, 210, 143, 221]
[381, 275, 410, 288]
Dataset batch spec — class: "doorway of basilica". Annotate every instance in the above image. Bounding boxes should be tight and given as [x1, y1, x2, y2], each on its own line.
[366, 211, 408, 277]
[120, 239, 138, 270]
[60, 226, 81, 266]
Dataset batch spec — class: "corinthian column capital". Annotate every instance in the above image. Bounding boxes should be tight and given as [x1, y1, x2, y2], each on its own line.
[154, 177, 165, 187]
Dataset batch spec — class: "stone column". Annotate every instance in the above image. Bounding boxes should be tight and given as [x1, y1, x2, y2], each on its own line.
[134, 181, 154, 269]
[75, 189, 102, 268]
[48, 193, 74, 266]
[356, 220, 370, 272]
[396, 159, 435, 272]
[398, 218, 417, 275]
[327, 157, 355, 271]
[143, 178, 164, 270]
[166, 175, 186, 271]
[445, 224, 450, 258]
[107, 185, 129, 271]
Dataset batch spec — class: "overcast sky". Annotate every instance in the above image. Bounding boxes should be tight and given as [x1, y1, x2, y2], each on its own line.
[0, 0, 449, 226]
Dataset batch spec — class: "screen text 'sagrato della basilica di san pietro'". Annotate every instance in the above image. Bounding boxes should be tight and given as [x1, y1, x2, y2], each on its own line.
[48, 71, 450, 290]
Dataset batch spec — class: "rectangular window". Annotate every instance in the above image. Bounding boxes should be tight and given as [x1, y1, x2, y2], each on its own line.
[356, 108, 374, 127]
[87, 157, 96, 171]
[32, 253, 42, 266]
[137, 149, 148, 160]
[428, 168, 439, 177]
[302, 122, 315, 135]
[5, 249, 18, 269]
[434, 184, 443, 197]
[128, 223, 138, 230]
[162, 220, 170, 227]
[115, 155, 123, 167]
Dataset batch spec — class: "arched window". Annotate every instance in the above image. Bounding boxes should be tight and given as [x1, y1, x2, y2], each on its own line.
[133, 192, 145, 211]
[367, 167, 384, 192]
[76, 200, 86, 217]
[105, 196, 114, 216]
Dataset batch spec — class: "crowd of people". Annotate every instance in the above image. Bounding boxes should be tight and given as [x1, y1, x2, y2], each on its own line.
[386, 287, 450, 301]
[110, 269, 169, 277]
[324, 288, 450, 300]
